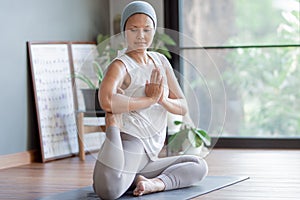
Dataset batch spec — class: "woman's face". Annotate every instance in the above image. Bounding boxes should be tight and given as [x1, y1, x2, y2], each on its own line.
[124, 14, 155, 52]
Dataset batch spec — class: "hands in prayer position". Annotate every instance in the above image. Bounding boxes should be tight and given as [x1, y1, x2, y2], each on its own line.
[145, 67, 164, 103]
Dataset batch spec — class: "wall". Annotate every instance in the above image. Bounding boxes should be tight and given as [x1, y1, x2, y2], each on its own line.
[0, 0, 109, 155]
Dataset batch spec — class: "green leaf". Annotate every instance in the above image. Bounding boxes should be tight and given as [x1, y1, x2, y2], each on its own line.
[157, 33, 176, 46]
[191, 128, 211, 146]
[155, 45, 172, 59]
[92, 61, 104, 84]
[194, 134, 203, 148]
[174, 120, 183, 125]
[97, 34, 109, 44]
[168, 134, 176, 143]
[158, 49, 172, 59]
[73, 73, 97, 89]
[187, 130, 202, 148]
[168, 129, 189, 152]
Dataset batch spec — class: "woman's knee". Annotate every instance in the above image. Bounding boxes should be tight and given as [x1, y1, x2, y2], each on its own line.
[199, 158, 208, 178]
[93, 167, 126, 199]
[179, 154, 205, 164]
[189, 156, 209, 180]
[181, 155, 209, 179]
[93, 183, 124, 200]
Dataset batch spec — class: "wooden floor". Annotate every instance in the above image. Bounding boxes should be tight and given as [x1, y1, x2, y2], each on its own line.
[0, 149, 299, 200]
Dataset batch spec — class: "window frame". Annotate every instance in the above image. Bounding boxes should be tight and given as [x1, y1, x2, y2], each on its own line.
[164, 0, 300, 149]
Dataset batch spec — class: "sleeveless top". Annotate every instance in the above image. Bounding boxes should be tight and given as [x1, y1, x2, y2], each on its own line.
[115, 51, 169, 160]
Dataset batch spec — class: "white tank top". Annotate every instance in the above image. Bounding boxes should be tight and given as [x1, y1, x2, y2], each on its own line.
[116, 51, 169, 160]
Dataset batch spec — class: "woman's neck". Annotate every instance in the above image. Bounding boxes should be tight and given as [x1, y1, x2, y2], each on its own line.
[125, 49, 149, 65]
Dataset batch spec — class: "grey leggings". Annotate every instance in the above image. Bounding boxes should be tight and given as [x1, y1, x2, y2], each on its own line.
[93, 126, 208, 200]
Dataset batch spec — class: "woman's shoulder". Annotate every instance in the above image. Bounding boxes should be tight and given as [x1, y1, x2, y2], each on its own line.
[148, 51, 169, 64]
[104, 58, 126, 75]
[110, 58, 125, 67]
[148, 51, 171, 69]
[147, 51, 166, 60]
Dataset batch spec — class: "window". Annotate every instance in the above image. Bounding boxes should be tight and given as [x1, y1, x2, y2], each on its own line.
[165, 0, 300, 147]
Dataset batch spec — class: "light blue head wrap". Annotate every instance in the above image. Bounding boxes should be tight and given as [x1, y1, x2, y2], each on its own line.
[120, 1, 157, 33]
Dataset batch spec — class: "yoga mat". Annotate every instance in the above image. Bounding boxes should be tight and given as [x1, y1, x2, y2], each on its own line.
[37, 176, 249, 200]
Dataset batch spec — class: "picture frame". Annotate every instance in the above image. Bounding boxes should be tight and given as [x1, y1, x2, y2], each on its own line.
[27, 41, 100, 162]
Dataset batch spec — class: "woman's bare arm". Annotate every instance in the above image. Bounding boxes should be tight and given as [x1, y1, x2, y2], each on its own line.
[99, 60, 161, 113]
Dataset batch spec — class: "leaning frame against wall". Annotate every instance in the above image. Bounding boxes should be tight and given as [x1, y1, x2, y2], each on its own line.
[28, 42, 78, 162]
[27, 41, 99, 162]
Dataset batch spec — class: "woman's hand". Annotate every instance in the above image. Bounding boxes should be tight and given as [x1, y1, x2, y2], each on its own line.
[145, 68, 163, 103]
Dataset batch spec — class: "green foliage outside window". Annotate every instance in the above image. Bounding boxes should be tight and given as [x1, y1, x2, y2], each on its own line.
[223, 0, 300, 136]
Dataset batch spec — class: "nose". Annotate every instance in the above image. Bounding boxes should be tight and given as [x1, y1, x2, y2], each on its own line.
[136, 29, 144, 39]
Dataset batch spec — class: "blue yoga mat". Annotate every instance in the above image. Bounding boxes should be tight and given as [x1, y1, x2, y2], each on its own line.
[37, 176, 249, 200]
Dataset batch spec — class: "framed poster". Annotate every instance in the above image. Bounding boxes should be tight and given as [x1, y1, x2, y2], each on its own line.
[28, 42, 78, 162]
[70, 42, 106, 153]
[70, 42, 98, 111]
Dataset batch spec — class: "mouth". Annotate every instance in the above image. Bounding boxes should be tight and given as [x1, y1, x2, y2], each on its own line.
[135, 42, 147, 45]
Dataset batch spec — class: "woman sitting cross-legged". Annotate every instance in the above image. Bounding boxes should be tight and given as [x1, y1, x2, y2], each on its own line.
[92, 1, 208, 199]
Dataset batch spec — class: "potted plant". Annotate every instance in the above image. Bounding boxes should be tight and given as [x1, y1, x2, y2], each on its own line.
[74, 61, 104, 111]
[168, 120, 211, 156]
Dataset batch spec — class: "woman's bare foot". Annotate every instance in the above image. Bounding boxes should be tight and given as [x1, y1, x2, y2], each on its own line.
[133, 175, 165, 196]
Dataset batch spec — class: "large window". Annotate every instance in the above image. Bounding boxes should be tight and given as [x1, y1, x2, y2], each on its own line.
[167, 0, 300, 142]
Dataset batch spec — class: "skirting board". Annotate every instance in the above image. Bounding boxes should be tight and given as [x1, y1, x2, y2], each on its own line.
[0, 150, 38, 170]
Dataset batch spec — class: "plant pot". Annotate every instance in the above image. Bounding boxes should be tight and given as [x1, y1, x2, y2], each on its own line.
[167, 113, 183, 135]
[181, 140, 203, 155]
[81, 88, 102, 111]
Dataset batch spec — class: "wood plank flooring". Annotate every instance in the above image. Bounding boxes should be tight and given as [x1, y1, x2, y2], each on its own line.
[0, 149, 299, 200]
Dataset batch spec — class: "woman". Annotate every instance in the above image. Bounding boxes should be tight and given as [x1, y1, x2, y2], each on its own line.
[93, 1, 208, 199]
